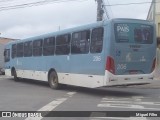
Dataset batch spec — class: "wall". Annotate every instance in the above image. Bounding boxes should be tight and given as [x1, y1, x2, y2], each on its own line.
[0, 37, 15, 74]
[147, 0, 160, 37]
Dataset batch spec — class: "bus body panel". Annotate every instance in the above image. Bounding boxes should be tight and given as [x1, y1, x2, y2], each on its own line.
[103, 19, 156, 86]
[111, 20, 156, 75]
[4, 18, 156, 88]
[104, 70, 154, 86]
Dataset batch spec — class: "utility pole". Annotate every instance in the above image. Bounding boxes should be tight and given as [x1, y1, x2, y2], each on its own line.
[96, 0, 104, 21]
[153, 0, 156, 22]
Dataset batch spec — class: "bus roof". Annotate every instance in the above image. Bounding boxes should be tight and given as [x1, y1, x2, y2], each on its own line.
[111, 18, 154, 24]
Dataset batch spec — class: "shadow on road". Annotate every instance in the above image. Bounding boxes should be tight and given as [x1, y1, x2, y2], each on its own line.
[7, 77, 49, 87]
[69, 87, 143, 97]
[6, 77, 145, 97]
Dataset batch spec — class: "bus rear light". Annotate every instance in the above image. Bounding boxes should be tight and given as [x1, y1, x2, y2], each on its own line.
[151, 58, 156, 72]
[106, 56, 115, 74]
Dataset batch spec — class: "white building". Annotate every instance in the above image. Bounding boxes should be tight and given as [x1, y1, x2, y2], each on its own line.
[147, 0, 160, 37]
[147, 0, 160, 79]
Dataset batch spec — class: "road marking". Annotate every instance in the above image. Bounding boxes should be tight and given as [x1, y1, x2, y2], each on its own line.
[102, 98, 131, 101]
[98, 103, 160, 110]
[67, 92, 77, 97]
[101, 100, 160, 105]
[38, 98, 67, 111]
[25, 91, 76, 120]
[98, 96, 160, 110]
[102, 96, 146, 101]
[132, 96, 145, 99]
[98, 104, 144, 109]
[0, 76, 13, 79]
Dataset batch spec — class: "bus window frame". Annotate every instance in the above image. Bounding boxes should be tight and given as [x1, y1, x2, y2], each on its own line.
[11, 44, 17, 59]
[43, 37, 55, 56]
[114, 23, 153, 44]
[55, 34, 71, 55]
[17, 42, 24, 57]
[4, 49, 10, 62]
[33, 39, 43, 56]
[71, 29, 90, 54]
[24, 41, 33, 57]
[90, 27, 104, 53]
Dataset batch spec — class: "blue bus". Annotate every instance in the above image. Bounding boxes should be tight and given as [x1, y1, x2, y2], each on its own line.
[4, 18, 156, 89]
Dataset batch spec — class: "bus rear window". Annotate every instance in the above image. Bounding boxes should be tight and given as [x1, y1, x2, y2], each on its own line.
[134, 27, 152, 44]
[114, 23, 153, 44]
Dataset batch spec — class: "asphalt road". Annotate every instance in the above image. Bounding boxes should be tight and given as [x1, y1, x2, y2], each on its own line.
[0, 75, 160, 120]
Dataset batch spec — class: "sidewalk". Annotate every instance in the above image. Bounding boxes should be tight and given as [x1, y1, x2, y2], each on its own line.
[146, 67, 160, 88]
[146, 63, 160, 88]
[127, 79, 160, 89]
[140, 79, 160, 89]
[130, 68, 160, 89]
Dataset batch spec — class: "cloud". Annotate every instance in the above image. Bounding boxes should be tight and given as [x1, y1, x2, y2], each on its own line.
[107, 0, 151, 19]
[0, 0, 152, 39]
[0, 0, 97, 39]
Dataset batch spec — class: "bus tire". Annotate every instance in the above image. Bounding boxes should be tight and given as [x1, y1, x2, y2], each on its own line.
[48, 71, 59, 89]
[13, 69, 19, 82]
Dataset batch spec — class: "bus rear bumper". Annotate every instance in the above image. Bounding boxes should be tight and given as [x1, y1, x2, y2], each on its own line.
[104, 71, 154, 87]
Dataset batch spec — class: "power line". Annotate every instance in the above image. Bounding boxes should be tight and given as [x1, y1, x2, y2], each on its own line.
[1, 0, 158, 12]
[102, 0, 114, 20]
[105, 0, 114, 18]
[0, 0, 14, 2]
[104, 1, 160, 6]
[102, 0, 110, 19]
[0, 0, 88, 11]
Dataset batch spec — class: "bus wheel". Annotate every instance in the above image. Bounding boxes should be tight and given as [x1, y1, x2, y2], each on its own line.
[48, 71, 59, 89]
[13, 69, 19, 82]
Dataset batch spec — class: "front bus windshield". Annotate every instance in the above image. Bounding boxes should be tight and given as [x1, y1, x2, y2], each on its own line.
[114, 23, 153, 44]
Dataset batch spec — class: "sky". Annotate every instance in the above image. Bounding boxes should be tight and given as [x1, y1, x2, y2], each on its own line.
[0, 0, 152, 39]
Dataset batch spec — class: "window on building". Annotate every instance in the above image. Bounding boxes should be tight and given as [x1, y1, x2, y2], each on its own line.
[90, 27, 104, 53]
[24, 41, 32, 57]
[43, 37, 55, 56]
[4, 49, 10, 62]
[55, 34, 70, 55]
[12, 44, 17, 58]
[71, 30, 90, 54]
[33, 39, 43, 56]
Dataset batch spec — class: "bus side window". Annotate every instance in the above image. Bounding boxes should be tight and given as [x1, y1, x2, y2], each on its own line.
[12, 44, 17, 59]
[33, 39, 43, 56]
[90, 27, 104, 53]
[71, 30, 90, 54]
[17, 43, 24, 57]
[55, 34, 70, 55]
[4, 49, 10, 62]
[24, 41, 32, 57]
[43, 37, 55, 56]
